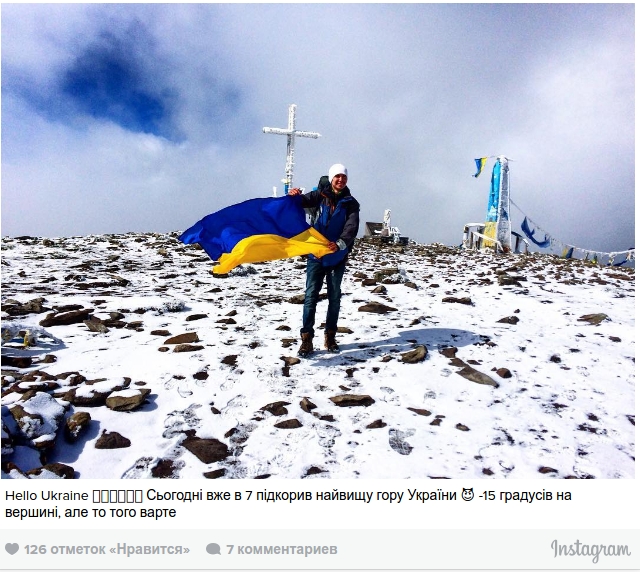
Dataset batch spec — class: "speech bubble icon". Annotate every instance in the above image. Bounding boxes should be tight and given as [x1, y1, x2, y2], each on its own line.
[5, 543, 19, 555]
[206, 543, 221, 555]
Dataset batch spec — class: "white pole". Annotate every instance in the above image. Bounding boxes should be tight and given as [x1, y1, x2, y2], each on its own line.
[496, 156, 512, 252]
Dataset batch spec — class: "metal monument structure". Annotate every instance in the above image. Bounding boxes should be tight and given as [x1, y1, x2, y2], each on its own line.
[263, 104, 321, 195]
[484, 156, 512, 251]
[464, 156, 516, 252]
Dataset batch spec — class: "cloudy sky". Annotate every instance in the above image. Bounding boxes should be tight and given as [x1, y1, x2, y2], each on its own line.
[1, 3, 634, 253]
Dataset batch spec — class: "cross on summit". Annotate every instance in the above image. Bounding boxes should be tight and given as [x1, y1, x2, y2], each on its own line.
[263, 104, 321, 195]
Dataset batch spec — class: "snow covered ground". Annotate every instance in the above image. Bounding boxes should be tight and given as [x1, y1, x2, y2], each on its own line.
[1, 233, 635, 479]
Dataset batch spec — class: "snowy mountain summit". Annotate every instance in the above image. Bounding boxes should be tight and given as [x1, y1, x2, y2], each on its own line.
[1, 233, 635, 479]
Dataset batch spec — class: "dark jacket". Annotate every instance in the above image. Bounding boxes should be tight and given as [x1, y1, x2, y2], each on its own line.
[300, 176, 360, 266]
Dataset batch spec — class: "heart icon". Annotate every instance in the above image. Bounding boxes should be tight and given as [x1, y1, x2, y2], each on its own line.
[5, 543, 19, 555]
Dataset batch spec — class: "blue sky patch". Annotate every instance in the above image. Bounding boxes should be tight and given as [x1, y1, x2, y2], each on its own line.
[61, 31, 170, 137]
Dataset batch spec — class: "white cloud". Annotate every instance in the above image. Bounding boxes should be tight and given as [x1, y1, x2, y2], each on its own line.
[1, 4, 634, 253]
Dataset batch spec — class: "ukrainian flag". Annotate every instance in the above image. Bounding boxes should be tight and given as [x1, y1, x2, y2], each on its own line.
[473, 157, 487, 178]
[179, 195, 334, 274]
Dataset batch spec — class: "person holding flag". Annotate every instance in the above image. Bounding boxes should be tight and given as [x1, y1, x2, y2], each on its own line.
[179, 163, 359, 355]
[288, 164, 360, 356]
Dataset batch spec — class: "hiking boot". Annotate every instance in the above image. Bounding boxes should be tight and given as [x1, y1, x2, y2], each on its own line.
[298, 332, 314, 357]
[324, 330, 340, 353]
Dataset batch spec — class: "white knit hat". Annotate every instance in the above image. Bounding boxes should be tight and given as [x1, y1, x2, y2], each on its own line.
[328, 163, 348, 181]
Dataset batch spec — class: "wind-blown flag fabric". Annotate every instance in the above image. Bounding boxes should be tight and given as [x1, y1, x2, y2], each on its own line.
[179, 195, 334, 274]
[473, 157, 488, 178]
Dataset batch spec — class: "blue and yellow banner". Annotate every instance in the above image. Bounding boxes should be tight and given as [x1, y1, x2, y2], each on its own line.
[179, 195, 334, 274]
[473, 157, 488, 178]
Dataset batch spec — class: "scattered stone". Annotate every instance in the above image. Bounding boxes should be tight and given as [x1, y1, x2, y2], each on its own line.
[151, 330, 171, 336]
[407, 407, 432, 417]
[26, 463, 75, 479]
[281, 356, 301, 366]
[374, 268, 400, 282]
[495, 368, 512, 378]
[366, 419, 387, 429]
[329, 394, 375, 407]
[439, 347, 457, 358]
[203, 468, 227, 479]
[106, 388, 151, 411]
[221, 355, 238, 367]
[358, 302, 398, 314]
[165, 332, 199, 345]
[65, 412, 91, 443]
[182, 436, 230, 464]
[497, 316, 519, 324]
[95, 430, 131, 449]
[186, 314, 208, 321]
[539, 466, 558, 474]
[578, 313, 609, 325]
[150, 458, 181, 478]
[455, 423, 470, 431]
[300, 398, 317, 413]
[401, 345, 427, 363]
[497, 275, 523, 286]
[39, 308, 93, 327]
[456, 364, 499, 388]
[64, 378, 129, 407]
[9, 392, 66, 448]
[274, 419, 303, 429]
[550, 354, 562, 363]
[83, 317, 109, 333]
[609, 336, 621, 342]
[442, 297, 472, 305]
[304, 466, 327, 476]
[173, 344, 204, 353]
[260, 401, 290, 416]
[3, 297, 49, 316]
[1, 356, 33, 368]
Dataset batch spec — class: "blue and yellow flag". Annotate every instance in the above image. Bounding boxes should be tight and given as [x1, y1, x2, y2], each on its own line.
[179, 195, 334, 274]
[473, 157, 488, 178]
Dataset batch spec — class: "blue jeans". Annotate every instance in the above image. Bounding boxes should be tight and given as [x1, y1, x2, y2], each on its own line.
[301, 257, 346, 336]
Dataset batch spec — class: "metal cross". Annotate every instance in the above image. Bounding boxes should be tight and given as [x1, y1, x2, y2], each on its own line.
[263, 104, 321, 194]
